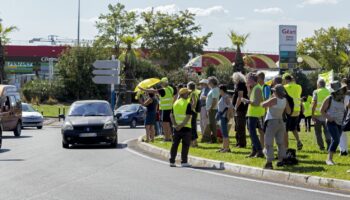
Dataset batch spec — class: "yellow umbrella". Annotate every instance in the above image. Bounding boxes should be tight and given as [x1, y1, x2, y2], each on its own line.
[134, 78, 160, 92]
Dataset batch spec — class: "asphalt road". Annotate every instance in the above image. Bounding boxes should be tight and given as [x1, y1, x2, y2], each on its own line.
[0, 125, 349, 200]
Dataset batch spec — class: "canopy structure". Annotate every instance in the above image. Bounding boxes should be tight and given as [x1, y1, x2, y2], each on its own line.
[244, 54, 278, 69]
[185, 53, 232, 69]
[299, 55, 322, 69]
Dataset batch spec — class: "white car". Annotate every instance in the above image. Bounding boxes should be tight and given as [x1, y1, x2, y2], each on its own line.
[21, 103, 44, 129]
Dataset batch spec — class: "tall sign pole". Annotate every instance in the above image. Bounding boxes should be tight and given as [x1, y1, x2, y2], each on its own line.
[77, 0, 81, 46]
[279, 25, 297, 73]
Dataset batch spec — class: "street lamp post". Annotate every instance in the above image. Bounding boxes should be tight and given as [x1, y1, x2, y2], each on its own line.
[77, 0, 81, 46]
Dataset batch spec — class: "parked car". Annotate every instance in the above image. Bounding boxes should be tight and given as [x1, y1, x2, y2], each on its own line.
[115, 104, 146, 128]
[61, 100, 118, 149]
[0, 85, 22, 138]
[21, 103, 44, 129]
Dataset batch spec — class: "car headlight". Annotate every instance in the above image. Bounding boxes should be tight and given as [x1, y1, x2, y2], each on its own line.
[104, 121, 114, 129]
[62, 122, 73, 131]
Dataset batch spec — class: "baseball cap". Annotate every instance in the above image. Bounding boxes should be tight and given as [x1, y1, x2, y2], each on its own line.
[199, 79, 209, 84]
[179, 88, 191, 95]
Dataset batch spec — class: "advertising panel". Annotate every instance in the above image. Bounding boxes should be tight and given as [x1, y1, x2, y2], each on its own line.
[279, 25, 297, 69]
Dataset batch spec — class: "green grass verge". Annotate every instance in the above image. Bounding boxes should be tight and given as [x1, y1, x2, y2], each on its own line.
[152, 128, 350, 181]
[32, 104, 70, 118]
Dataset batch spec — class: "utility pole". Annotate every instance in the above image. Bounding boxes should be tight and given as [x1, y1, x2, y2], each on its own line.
[77, 0, 81, 46]
[0, 38, 4, 84]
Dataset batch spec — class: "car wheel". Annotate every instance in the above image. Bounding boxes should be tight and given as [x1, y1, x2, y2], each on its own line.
[14, 122, 22, 137]
[110, 135, 118, 148]
[130, 119, 137, 128]
[37, 126, 43, 129]
[62, 141, 69, 149]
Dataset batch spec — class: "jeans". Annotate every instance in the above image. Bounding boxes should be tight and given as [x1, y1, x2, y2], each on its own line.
[247, 117, 263, 151]
[326, 121, 342, 153]
[314, 119, 331, 150]
[220, 116, 229, 138]
[169, 129, 192, 164]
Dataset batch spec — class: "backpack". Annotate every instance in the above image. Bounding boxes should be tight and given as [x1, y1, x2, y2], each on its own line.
[283, 148, 299, 165]
[195, 97, 201, 113]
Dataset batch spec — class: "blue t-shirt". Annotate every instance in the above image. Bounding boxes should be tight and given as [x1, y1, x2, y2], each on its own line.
[206, 87, 220, 111]
[200, 87, 210, 107]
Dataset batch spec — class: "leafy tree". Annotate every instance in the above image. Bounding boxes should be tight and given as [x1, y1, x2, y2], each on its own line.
[228, 30, 249, 74]
[297, 26, 350, 73]
[137, 10, 212, 69]
[95, 3, 137, 57]
[56, 46, 109, 100]
[118, 35, 140, 103]
[0, 21, 18, 83]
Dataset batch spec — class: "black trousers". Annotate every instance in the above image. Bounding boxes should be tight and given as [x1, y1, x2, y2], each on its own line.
[169, 129, 192, 164]
[191, 113, 198, 140]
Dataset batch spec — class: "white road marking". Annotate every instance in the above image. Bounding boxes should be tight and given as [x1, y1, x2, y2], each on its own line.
[123, 138, 350, 198]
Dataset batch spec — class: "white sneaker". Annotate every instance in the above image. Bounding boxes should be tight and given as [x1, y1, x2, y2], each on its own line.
[170, 163, 176, 167]
[181, 163, 192, 168]
[326, 160, 335, 166]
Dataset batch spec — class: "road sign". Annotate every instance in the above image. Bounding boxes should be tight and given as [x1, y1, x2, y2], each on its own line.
[93, 60, 119, 69]
[93, 69, 119, 76]
[92, 76, 119, 84]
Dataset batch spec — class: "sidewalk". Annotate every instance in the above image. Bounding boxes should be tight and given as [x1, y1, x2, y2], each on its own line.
[133, 136, 350, 192]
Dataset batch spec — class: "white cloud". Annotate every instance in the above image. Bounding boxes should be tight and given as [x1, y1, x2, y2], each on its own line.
[254, 7, 284, 14]
[81, 17, 98, 24]
[234, 17, 246, 20]
[187, 6, 229, 17]
[131, 4, 228, 16]
[298, 0, 338, 7]
[130, 4, 179, 14]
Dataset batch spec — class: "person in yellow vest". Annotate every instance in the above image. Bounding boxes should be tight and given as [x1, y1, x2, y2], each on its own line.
[311, 79, 331, 151]
[242, 73, 265, 158]
[187, 81, 201, 147]
[302, 96, 312, 132]
[283, 75, 303, 150]
[169, 88, 193, 167]
[257, 72, 269, 149]
[139, 77, 176, 142]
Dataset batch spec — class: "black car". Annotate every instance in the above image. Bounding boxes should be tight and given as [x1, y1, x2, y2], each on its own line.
[61, 100, 118, 148]
[115, 104, 146, 128]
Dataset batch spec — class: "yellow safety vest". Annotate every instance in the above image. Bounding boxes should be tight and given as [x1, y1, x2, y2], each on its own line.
[284, 83, 302, 116]
[188, 89, 201, 113]
[303, 102, 312, 117]
[247, 84, 265, 117]
[173, 98, 192, 128]
[313, 88, 330, 116]
[159, 86, 174, 110]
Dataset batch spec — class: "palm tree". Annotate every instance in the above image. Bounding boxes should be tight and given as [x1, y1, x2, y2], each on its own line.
[118, 35, 140, 103]
[228, 30, 249, 73]
[0, 20, 18, 83]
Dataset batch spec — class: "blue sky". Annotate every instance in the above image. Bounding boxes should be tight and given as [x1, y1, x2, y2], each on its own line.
[0, 0, 349, 53]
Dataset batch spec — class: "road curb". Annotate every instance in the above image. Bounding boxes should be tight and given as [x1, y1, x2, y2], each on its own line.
[134, 136, 350, 192]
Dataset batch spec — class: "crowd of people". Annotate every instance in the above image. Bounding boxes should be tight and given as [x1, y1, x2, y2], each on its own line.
[138, 72, 350, 170]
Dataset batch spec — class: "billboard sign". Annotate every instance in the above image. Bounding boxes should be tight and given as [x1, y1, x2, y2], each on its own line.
[279, 25, 297, 69]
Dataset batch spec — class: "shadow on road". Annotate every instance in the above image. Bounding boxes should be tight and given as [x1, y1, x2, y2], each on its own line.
[190, 166, 225, 171]
[118, 127, 145, 130]
[0, 149, 10, 153]
[69, 143, 128, 150]
[0, 159, 25, 162]
[2, 136, 33, 139]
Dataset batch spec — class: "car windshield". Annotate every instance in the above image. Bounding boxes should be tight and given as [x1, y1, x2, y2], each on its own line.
[117, 105, 139, 112]
[22, 104, 36, 112]
[68, 102, 113, 117]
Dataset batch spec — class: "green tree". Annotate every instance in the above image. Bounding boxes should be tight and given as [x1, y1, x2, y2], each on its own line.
[0, 20, 18, 83]
[56, 46, 108, 100]
[228, 30, 249, 73]
[297, 26, 350, 73]
[137, 10, 212, 69]
[95, 3, 137, 57]
[118, 35, 140, 103]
